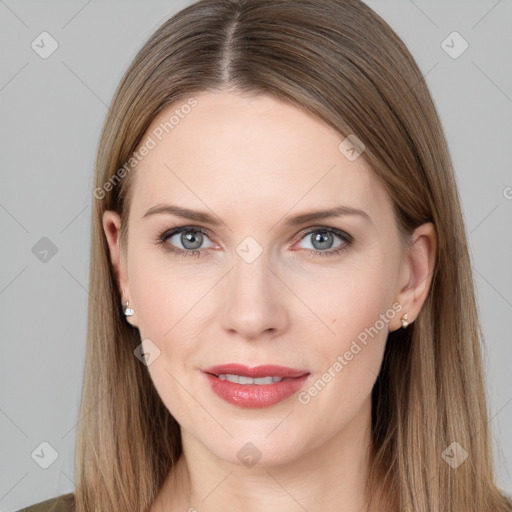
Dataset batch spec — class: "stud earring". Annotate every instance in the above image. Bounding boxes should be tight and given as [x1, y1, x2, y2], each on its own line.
[122, 300, 134, 317]
[401, 314, 409, 329]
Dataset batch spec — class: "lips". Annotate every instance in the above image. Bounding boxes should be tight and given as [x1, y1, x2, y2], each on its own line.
[202, 363, 311, 408]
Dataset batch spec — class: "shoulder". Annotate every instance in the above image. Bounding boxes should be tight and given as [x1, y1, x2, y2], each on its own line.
[16, 492, 75, 512]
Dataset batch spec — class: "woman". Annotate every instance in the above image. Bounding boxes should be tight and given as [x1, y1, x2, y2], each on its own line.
[18, 0, 512, 511]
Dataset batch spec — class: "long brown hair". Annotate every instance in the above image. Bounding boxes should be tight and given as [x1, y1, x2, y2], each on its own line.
[75, 1, 512, 510]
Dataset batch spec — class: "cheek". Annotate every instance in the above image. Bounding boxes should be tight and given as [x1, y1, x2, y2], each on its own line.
[294, 259, 394, 401]
[127, 247, 210, 339]
[127, 256, 205, 423]
[294, 257, 394, 344]
[127, 250, 218, 411]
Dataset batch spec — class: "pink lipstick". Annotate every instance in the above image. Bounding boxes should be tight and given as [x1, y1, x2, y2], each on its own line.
[202, 363, 310, 408]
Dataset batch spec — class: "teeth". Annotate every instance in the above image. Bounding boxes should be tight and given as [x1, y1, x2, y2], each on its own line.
[217, 374, 284, 384]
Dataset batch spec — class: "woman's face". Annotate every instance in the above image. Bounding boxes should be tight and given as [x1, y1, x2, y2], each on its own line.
[104, 91, 429, 467]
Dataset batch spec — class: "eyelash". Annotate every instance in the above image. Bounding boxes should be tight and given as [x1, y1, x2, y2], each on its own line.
[154, 226, 353, 259]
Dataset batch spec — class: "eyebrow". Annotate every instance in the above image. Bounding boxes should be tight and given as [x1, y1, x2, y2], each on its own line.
[142, 203, 372, 226]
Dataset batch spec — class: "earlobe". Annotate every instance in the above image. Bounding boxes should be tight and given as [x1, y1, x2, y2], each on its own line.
[392, 222, 437, 331]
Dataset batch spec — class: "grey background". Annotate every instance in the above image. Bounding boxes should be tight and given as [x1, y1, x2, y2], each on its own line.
[0, 1, 511, 510]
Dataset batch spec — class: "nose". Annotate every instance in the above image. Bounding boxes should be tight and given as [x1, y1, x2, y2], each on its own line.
[220, 252, 290, 341]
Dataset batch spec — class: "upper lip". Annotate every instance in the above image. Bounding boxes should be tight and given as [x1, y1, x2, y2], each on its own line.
[202, 363, 309, 379]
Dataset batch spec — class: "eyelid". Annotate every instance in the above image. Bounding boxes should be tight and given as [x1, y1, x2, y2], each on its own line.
[294, 225, 353, 244]
[160, 225, 214, 240]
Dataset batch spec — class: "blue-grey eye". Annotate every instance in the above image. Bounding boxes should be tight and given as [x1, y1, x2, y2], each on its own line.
[167, 229, 214, 251]
[299, 230, 344, 251]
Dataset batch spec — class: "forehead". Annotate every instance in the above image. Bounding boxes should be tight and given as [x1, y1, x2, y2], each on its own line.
[129, 91, 390, 224]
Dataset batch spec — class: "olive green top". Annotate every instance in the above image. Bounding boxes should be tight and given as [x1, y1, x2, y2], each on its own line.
[17, 493, 75, 512]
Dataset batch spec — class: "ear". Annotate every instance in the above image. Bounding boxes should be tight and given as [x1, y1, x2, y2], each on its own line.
[102, 210, 138, 328]
[390, 222, 436, 331]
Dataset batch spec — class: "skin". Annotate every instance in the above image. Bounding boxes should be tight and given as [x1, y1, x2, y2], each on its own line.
[103, 90, 436, 512]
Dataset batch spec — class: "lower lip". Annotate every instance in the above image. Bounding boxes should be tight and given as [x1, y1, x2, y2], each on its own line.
[203, 372, 310, 408]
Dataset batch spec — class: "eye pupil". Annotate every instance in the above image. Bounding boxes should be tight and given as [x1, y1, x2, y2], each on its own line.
[182, 231, 203, 250]
[312, 232, 333, 250]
